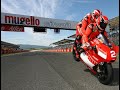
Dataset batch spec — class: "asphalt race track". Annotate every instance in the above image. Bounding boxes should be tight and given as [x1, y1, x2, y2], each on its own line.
[1, 51, 119, 90]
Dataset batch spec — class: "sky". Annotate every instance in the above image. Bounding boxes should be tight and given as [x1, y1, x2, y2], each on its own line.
[1, 0, 119, 46]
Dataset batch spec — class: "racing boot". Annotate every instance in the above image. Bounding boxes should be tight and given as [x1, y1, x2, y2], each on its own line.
[75, 50, 80, 62]
[79, 48, 85, 54]
[76, 50, 79, 58]
[73, 43, 80, 62]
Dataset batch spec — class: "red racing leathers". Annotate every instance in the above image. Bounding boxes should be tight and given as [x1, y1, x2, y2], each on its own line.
[76, 13, 95, 37]
[81, 23, 109, 50]
[74, 13, 96, 58]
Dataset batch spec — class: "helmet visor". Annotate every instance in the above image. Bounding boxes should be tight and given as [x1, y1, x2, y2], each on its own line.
[100, 22, 107, 29]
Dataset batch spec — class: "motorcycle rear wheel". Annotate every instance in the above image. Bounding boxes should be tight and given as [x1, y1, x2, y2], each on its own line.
[72, 48, 80, 62]
[97, 63, 113, 85]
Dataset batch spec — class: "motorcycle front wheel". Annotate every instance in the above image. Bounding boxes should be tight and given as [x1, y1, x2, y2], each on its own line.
[97, 63, 113, 85]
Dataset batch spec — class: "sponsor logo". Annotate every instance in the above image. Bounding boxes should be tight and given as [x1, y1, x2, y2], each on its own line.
[98, 48, 107, 55]
[44, 21, 71, 29]
[5, 15, 40, 26]
[1, 24, 24, 32]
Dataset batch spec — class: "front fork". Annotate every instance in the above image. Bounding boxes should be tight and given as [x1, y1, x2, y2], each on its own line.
[92, 62, 105, 75]
[97, 62, 104, 73]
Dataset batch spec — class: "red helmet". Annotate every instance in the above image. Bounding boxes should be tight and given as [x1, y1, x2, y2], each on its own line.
[96, 15, 109, 31]
[92, 9, 102, 21]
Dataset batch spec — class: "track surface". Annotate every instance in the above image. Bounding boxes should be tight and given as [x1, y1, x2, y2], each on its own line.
[1, 51, 119, 90]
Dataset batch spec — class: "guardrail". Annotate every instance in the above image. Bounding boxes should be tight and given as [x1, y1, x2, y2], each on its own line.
[43, 45, 119, 54]
[43, 48, 73, 53]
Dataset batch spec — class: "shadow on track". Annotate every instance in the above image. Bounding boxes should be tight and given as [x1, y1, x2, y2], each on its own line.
[84, 68, 119, 86]
[110, 68, 119, 86]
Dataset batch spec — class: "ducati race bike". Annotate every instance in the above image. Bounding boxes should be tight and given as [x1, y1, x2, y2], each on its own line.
[73, 33, 118, 85]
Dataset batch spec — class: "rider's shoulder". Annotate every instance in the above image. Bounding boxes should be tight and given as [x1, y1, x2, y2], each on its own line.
[86, 13, 91, 16]
[83, 13, 91, 20]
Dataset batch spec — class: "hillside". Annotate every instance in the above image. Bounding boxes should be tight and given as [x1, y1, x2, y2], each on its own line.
[109, 16, 119, 29]
[18, 44, 49, 50]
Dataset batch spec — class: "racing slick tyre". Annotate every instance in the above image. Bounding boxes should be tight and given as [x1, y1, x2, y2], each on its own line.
[97, 63, 113, 85]
[72, 48, 80, 62]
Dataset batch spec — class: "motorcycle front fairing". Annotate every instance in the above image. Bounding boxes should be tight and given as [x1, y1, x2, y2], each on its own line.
[91, 33, 117, 63]
[96, 43, 117, 62]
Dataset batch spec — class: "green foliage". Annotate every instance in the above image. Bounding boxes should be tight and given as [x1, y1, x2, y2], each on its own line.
[109, 16, 119, 29]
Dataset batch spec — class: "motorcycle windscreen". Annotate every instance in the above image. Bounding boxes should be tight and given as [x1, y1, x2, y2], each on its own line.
[97, 33, 112, 47]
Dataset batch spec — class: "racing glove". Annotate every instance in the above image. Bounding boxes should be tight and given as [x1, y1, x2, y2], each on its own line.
[81, 42, 92, 51]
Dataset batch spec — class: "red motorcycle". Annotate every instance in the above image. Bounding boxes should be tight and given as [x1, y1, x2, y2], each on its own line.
[72, 33, 118, 85]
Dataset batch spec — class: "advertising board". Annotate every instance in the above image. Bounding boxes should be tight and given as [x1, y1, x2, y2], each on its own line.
[1, 13, 78, 30]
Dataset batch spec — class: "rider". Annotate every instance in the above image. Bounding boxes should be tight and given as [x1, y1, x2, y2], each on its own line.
[74, 9, 102, 59]
[81, 15, 109, 51]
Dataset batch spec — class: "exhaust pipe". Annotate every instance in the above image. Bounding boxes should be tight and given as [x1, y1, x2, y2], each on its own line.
[80, 52, 95, 68]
